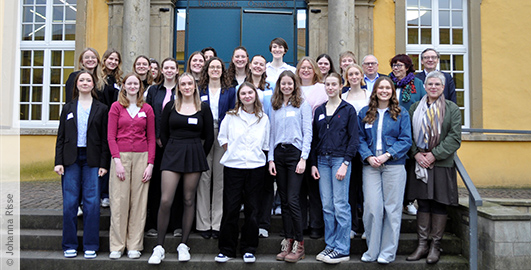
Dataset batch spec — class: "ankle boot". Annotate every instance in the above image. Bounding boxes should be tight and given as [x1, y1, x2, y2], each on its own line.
[427, 213, 447, 264]
[407, 211, 431, 261]
[276, 238, 293, 261]
[284, 240, 305, 262]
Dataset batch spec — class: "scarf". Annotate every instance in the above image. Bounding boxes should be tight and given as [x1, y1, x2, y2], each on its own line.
[412, 94, 446, 183]
[389, 72, 417, 103]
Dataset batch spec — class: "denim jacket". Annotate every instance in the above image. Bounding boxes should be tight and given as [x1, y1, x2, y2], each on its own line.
[357, 105, 412, 165]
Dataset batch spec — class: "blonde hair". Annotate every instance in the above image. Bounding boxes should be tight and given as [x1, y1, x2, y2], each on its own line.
[118, 73, 145, 108]
[78, 48, 104, 90]
[296, 57, 322, 85]
[343, 64, 366, 87]
[174, 72, 202, 112]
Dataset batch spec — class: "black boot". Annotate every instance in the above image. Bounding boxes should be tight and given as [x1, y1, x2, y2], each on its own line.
[407, 211, 430, 261]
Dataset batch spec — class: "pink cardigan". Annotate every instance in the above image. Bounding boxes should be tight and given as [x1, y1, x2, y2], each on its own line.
[107, 101, 156, 164]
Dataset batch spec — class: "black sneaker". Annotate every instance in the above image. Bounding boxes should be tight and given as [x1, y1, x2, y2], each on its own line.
[322, 250, 350, 264]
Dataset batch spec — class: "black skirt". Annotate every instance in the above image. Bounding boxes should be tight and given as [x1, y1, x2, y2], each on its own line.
[406, 165, 458, 206]
[160, 137, 209, 173]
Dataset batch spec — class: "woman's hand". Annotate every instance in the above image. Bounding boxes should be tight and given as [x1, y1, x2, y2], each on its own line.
[367, 156, 381, 168]
[375, 153, 390, 165]
[424, 152, 436, 165]
[295, 158, 306, 174]
[142, 164, 154, 183]
[335, 164, 348, 180]
[269, 161, 277, 176]
[311, 166, 320, 180]
[156, 138, 163, 148]
[99, 168, 108, 177]
[414, 152, 431, 168]
[114, 158, 126, 181]
[54, 165, 64, 176]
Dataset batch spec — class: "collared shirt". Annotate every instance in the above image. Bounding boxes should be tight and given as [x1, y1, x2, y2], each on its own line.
[208, 88, 221, 128]
[218, 108, 270, 169]
[364, 73, 380, 95]
[265, 62, 296, 89]
[268, 101, 313, 161]
[77, 101, 91, 147]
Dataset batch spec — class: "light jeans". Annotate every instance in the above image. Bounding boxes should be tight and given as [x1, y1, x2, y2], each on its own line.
[317, 155, 352, 255]
[362, 164, 406, 262]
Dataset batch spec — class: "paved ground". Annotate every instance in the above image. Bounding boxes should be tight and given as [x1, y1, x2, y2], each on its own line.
[20, 179, 531, 210]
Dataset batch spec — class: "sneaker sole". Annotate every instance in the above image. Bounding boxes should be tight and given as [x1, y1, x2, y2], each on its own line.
[323, 256, 350, 264]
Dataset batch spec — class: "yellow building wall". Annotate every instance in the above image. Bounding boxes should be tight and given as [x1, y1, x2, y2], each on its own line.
[481, 0, 531, 130]
[20, 136, 57, 164]
[86, 0, 109, 56]
[373, 0, 395, 75]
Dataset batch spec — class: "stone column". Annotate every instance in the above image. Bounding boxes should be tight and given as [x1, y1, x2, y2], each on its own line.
[307, 0, 329, 58]
[122, 0, 151, 72]
[328, 0, 355, 64]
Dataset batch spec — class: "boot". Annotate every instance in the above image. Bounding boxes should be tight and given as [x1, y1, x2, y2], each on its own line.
[426, 213, 447, 264]
[276, 238, 293, 261]
[407, 211, 431, 261]
[285, 240, 305, 262]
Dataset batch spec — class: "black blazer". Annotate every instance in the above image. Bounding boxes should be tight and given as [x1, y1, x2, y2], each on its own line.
[54, 98, 110, 169]
[146, 83, 176, 138]
[415, 71, 457, 103]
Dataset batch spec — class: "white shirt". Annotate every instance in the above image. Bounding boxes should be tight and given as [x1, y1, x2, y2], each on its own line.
[218, 108, 270, 169]
[376, 108, 387, 151]
[265, 62, 296, 90]
[209, 88, 221, 128]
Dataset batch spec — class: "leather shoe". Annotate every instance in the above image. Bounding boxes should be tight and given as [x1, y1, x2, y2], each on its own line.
[211, 230, 220, 239]
[199, 230, 212, 239]
[310, 228, 323, 239]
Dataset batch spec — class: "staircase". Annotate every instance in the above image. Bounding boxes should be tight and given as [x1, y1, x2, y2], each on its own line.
[21, 208, 468, 269]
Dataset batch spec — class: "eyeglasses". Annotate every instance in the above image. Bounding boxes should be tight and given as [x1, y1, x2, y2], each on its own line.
[209, 66, 222, 70]
[363, 62, 378, 66]
[422, 56, 438, 60]
[392, 64, 405, 68]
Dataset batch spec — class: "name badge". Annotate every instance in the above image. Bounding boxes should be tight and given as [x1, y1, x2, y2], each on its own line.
[67, 112, 74, 120]
[286, 111, 296, 117]
[365, 123, 373, 129]
[264, 90, 273, 96]
[138, 112, 146, 118]
[188, 118, 198, 125]
[114, 83, 120, 90]
[318, 114, 325, 121]
[201, 95, 208, 101]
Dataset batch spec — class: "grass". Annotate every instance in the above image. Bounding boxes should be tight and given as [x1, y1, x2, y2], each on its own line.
[20, 160, 60, 182]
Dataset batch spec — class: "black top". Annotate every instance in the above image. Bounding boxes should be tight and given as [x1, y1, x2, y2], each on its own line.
[99, 76, 120, 107]
[160, 101, 215, 155]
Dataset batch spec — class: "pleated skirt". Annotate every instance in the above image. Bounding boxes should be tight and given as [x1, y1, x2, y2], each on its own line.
[160, 137, 209, 173]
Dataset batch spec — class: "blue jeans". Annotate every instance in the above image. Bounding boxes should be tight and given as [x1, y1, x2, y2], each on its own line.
[317, 155, 352, 255]
[62, 147, 100, 251]
[362, 164, 406, 262]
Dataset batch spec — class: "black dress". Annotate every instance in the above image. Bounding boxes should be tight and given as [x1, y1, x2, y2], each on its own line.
[160, 101, 214, 173]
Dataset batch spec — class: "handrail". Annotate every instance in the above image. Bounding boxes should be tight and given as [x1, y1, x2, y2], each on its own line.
[462, 128, 531, 135]
[454, 154, 483, 270]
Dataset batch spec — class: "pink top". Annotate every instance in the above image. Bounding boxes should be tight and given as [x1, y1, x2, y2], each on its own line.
[300, 83, 328, 116]
[107, 101, 156, 164]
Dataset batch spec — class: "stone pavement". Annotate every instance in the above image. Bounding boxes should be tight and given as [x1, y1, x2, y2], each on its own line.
[20, 179, 531, 210]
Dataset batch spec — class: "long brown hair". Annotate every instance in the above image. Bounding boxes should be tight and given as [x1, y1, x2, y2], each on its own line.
[227, 82, 264, 121]
[245, 55, 270, 90]
[271, 71, 303, 110]
[100, 48, 123, 86]
[198, 57, 232, 93]
[362, 76, 401, 124]
[227, 46, 249, 82]
[72, 71, 99, 99]
[174, 72, 202, 112]
[133, 55, 153, 85]
[118, 73, 145, 108]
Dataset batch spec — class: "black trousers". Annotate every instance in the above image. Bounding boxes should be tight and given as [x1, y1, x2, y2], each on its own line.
[300, 168, 324, 230]
[274, 144, 304, 241]
[218, 166, 264, 257]
[349, 152, 364, 233]
[258, 151, 274, 230]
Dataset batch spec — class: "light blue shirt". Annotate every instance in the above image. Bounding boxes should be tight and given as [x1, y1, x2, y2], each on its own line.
[364, 73, 380, 95]
[77, 101, 91, 147]
[268, 101, 312, 161]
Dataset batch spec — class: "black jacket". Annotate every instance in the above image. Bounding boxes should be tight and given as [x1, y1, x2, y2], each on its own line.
[146, 83, 176, 138]
[54, 98, 110, 169]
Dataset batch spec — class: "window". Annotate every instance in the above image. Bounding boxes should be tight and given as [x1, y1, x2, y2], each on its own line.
[19, 0, 76, 127]
[406, 0, 468, 126]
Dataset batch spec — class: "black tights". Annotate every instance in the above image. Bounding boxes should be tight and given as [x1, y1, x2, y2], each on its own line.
[157, 171, 201, 245]
[417, 199, 447, 215]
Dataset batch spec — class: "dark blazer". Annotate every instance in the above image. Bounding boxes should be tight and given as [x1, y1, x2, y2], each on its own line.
[146, 83, 176, 138]
[415, 71, 457, 103]
[64, 71, 81, 103]
[199, 86, 236, 126]
[55, 98, 110, 169]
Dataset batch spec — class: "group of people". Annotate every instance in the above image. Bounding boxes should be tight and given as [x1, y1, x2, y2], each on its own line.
[54, 38, 461, 266]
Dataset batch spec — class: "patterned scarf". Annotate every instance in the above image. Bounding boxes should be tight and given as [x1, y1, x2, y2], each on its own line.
[389, 72, 417, 103]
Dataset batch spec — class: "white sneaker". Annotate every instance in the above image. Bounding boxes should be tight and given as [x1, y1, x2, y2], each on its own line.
[350, 230, 356, 239]
[274, 207, 282, 215]
[361, 232, 366, 239]
[377, 257, 390, 264]
[77, 206, 83, 217]
[215, 253, 233, 263]
[258, 228, 269, 238]
[101, 198, 110, 208]
[243, 253, 256, 263]
[148, 245, 165, 264]
[84, 250, 97, 259]
[406, 202, 418, 215]
[177, 243, 190, 262]
[316, 248, 333, 261]
[109, 251, 122, 259]
[127, 250, 141, 259]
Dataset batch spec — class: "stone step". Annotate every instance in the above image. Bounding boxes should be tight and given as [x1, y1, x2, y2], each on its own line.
[21, 209, 426, 234]
[21, 250, 469, 270]
[20, 229, 462, 255]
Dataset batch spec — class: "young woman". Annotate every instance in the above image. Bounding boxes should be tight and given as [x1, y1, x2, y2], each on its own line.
[196, 57, 236, 239]
[186, 51, 205, 81]
[246, 55, 272, 115]
[316, 54, 336, 79]
[310, 72, 359, 264]
[148, 73, 214, 264]
[269, 70, 312, 263]
[54, 71, 110, 259]
[265, 37, 296, 89]
[144, 58, 179, 238]
[215, 82, 270, 263]
[133, 55, 152, 90]
[341, 63, 369, 239]
[227, 46, 249, 88]
[107, 73, 155, 259]
[65, 48, 104, 103]
[358, 77, 412, 264]
[150, 59, 163, 85]
[339, 51, 357, 77]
